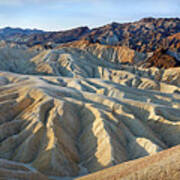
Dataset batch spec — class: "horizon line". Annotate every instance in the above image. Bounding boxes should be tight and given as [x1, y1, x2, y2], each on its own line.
[0, 16, 179, 32]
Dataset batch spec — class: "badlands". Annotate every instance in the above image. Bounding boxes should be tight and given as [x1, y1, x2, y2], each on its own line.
[0, 18, 180, 179]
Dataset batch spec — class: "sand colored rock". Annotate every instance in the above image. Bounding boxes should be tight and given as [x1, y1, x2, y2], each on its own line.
[0, 66, 180, 178]
[0, 28, 180, 179]
[76, 145, 180, 180]
[58, 40, 146, 64]
[0, 44, 39, 73]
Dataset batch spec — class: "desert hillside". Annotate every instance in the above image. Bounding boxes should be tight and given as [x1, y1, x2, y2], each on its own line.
[77, 145, 180, 180]
[0, 18, 180, 180]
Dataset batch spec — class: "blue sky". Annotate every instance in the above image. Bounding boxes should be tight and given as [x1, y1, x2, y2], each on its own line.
[0, 0, 179, 31]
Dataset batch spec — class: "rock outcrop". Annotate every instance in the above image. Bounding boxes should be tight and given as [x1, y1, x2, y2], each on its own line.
[141, 48, 180, 69]
[161, 32, 180, 52]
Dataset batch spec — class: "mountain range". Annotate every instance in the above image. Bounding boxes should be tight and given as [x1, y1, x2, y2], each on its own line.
[1, 17, 180, 53]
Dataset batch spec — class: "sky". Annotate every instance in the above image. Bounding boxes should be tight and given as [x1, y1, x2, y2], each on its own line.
[0, 0, 179, 31]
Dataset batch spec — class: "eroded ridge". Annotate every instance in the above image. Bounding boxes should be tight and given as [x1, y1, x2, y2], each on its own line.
[0, 70, 180, 178]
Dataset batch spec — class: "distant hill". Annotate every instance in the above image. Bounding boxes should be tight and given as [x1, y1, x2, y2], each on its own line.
[0, 27, 44, 41]
[0, 27, 44, 35]
[1, 18, 180, 53]
[0, 26, 90, 46]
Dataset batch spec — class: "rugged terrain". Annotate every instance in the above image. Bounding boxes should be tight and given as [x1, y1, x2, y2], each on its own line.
[1, 56, 180, 179]
[1, 17, 180, 52]
[83, 18, 180, 52]
[0, 18, 180, 179]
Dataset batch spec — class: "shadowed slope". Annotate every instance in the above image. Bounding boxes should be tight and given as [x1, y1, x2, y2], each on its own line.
[0, 158, 48, 180]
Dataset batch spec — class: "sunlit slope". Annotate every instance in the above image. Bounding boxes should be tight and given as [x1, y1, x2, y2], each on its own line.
[0, 67, 180, 177]
[77, 145, 180, 180]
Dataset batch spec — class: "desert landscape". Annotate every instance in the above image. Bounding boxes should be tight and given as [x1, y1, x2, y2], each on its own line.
[0, 1, 180, 179]
[0, 17, 180, 179]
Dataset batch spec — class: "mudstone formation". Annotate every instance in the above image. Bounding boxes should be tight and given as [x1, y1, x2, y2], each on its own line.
[0, 18, 180, 179]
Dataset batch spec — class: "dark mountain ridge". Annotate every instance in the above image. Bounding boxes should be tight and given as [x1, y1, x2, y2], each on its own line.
[83, 17, 180, 52]
[0, 27, 45, 40]
[0, 26, 90, 46]
[1, 17, 180, 52]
